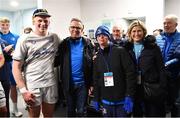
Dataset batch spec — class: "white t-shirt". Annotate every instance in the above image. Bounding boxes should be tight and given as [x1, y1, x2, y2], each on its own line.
[13, 32, 60, 89]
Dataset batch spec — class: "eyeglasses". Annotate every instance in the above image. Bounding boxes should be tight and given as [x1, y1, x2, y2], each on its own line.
[113, 30, 120, 32]
[70, 26, 82, 30]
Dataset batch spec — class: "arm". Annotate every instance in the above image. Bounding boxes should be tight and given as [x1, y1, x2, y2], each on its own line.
[120, 48, 136, 113]
[12, 60, 35, 106]
[1, 44, 13, 62]
[91, 58, 100, 111]
[92, 57, 101, 103]
[54, 40, 64, 67]
[165, 58, 178, 67]
[165, 45, 180, 68]
[155, 46, 167, 89]
[12, 60, 25, 88]
[121, 48, 136, 97]
[54, 44, 61, 67]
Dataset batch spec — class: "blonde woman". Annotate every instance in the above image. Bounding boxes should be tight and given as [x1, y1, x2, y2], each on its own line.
[124, 20, 167, 117]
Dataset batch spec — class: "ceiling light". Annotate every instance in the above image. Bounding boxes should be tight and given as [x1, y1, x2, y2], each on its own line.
[10, 1, 19, 7]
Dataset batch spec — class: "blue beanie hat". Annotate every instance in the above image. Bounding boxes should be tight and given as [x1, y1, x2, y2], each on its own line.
[95, 25, 111, 39]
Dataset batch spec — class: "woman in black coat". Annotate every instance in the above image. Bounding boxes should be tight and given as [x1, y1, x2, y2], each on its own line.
[124, 20, 167, 117]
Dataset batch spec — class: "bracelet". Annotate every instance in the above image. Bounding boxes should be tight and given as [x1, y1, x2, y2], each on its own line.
[19, 87, 28, 94]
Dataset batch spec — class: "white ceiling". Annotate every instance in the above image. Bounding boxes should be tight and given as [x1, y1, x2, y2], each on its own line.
[0, 0, 37, 12]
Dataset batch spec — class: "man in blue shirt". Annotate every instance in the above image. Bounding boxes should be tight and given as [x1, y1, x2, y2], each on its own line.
[0, 17, 22, 117]
[55, 18, 94, 117]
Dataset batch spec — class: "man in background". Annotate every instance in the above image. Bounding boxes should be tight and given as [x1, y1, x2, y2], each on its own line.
[111, 25, 125, 46]
[156, 14, 180, 117]
[0, 17, 22, 117]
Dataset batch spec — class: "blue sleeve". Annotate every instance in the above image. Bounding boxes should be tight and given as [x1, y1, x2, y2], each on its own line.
[165, 45, 180, 67]
[174, 45, 180, 58]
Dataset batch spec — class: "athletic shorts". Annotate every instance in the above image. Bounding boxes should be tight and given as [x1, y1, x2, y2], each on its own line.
[0, 83, 6, 108]
[0, 97, 6, 108]
[9, 72, 16, 86]
[27, 85, 58, 107]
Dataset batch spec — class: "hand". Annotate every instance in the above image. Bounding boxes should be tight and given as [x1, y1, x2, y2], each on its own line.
[90, 100, 99, 111]
[22, 91, 36, 106]
[88, 86, 94, 97]
[123, 96, 133, 113]
[3, 44, 13, 52]
[3, 44, 14, 56]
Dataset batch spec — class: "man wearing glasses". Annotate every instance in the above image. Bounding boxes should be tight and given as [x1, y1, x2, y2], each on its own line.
[55, 18, 94, 117]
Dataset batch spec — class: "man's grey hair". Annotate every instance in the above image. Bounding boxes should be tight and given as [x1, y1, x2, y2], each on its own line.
[165, 14, 178, 23]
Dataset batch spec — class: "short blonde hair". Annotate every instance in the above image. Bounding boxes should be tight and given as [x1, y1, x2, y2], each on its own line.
[127, 20, 147, 42]
[0, 17, 10, 23]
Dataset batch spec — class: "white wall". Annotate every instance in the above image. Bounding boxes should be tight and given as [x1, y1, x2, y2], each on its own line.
[165, 0, 180, 30]
[13, 8, 36, 35]
[3, 0, 180, 38]
[0, 11, 14, 32]
[0, 8, 36, 35]
[42, 0, 81, 39]
[81, 0, 164, 35]
[81, 0, 130, 32]
[145, 0, 164, 34]
[165, 0, 180, 17]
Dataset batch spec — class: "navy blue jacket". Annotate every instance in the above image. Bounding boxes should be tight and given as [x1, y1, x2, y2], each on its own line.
[54, 37, 94, 92]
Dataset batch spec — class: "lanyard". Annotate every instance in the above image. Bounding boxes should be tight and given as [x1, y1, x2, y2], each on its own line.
[99, 45, 112, 72]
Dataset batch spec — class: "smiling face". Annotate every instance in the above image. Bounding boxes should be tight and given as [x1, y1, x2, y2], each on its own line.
[69, 20, 83, 39]
[0, 21, 10, 34]
[163, 18, 177, 34]
[130, 26, 144, 43]
[33, 16, 50, 36]
[127, 20, 147, 43]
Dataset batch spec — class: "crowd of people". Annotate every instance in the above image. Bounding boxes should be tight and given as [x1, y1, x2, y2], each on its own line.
[0, 8, 180, 117]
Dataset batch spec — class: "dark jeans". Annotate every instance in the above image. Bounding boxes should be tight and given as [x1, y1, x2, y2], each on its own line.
[102, 104, 128, 117]
[66, 83, 87, 117]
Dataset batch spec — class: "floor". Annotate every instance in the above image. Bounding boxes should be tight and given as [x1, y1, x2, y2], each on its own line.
[9, 91, 171, 117]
